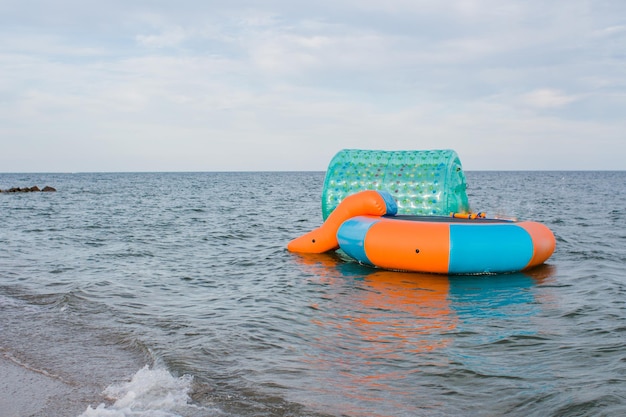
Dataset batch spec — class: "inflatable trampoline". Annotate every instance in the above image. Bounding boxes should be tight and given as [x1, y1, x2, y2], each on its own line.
[288, 149, 556, 275]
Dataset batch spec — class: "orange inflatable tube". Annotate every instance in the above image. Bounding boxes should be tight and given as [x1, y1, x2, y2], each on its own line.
[337, 215, 556, 274]
[364, 219, 450, 274]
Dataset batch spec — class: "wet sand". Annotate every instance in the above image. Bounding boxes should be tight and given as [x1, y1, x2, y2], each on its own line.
[0, 356, 97, 417]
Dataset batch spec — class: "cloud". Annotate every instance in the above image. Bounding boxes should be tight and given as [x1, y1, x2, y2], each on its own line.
[136, 27, 187, 48]
[0, 0, 625, 171]
[521, 89, 580, 109]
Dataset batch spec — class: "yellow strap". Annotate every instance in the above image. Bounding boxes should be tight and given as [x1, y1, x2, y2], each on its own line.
[450, 212, 486, 220]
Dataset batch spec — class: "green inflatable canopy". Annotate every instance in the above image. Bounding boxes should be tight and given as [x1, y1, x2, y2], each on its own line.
[321, 149, 470, 220]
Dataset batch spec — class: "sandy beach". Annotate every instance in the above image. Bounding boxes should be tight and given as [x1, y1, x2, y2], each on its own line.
[0, 355, 97, 417]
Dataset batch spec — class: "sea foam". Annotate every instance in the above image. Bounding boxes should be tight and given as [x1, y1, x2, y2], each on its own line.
[79, 365, 207, 417]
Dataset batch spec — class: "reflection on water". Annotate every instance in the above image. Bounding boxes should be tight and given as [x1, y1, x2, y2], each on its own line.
[352, 269, 455, 354]
[446, 265, 558, 382]
[449, 265, 555, 322]
[292, 252, 557, 416]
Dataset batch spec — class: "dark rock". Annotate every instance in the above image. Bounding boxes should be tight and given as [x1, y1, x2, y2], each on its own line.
[0, 185, 56, 193]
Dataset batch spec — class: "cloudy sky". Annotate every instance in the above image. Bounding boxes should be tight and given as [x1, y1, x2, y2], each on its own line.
[1, 0, 625, 172]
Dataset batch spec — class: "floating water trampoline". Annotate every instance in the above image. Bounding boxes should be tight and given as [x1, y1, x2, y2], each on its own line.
[288, 149, 556, 275]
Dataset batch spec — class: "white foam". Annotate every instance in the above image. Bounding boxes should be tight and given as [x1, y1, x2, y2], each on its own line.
[79, 365, 207, 417]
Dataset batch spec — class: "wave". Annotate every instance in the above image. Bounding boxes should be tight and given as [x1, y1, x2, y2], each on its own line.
[79, 365, 215, 417]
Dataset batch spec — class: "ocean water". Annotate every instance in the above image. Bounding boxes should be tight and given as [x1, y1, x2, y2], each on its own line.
[0, 171, 625, 417]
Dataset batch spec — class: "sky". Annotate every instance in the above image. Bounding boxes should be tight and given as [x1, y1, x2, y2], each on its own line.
[1, 0, 625, 172]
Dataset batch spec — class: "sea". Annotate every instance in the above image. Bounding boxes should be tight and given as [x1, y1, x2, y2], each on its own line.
[0, 170, 625, 417]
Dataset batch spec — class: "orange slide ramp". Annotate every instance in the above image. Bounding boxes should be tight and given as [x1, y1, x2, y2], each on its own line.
[287, 190, 397, 253]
